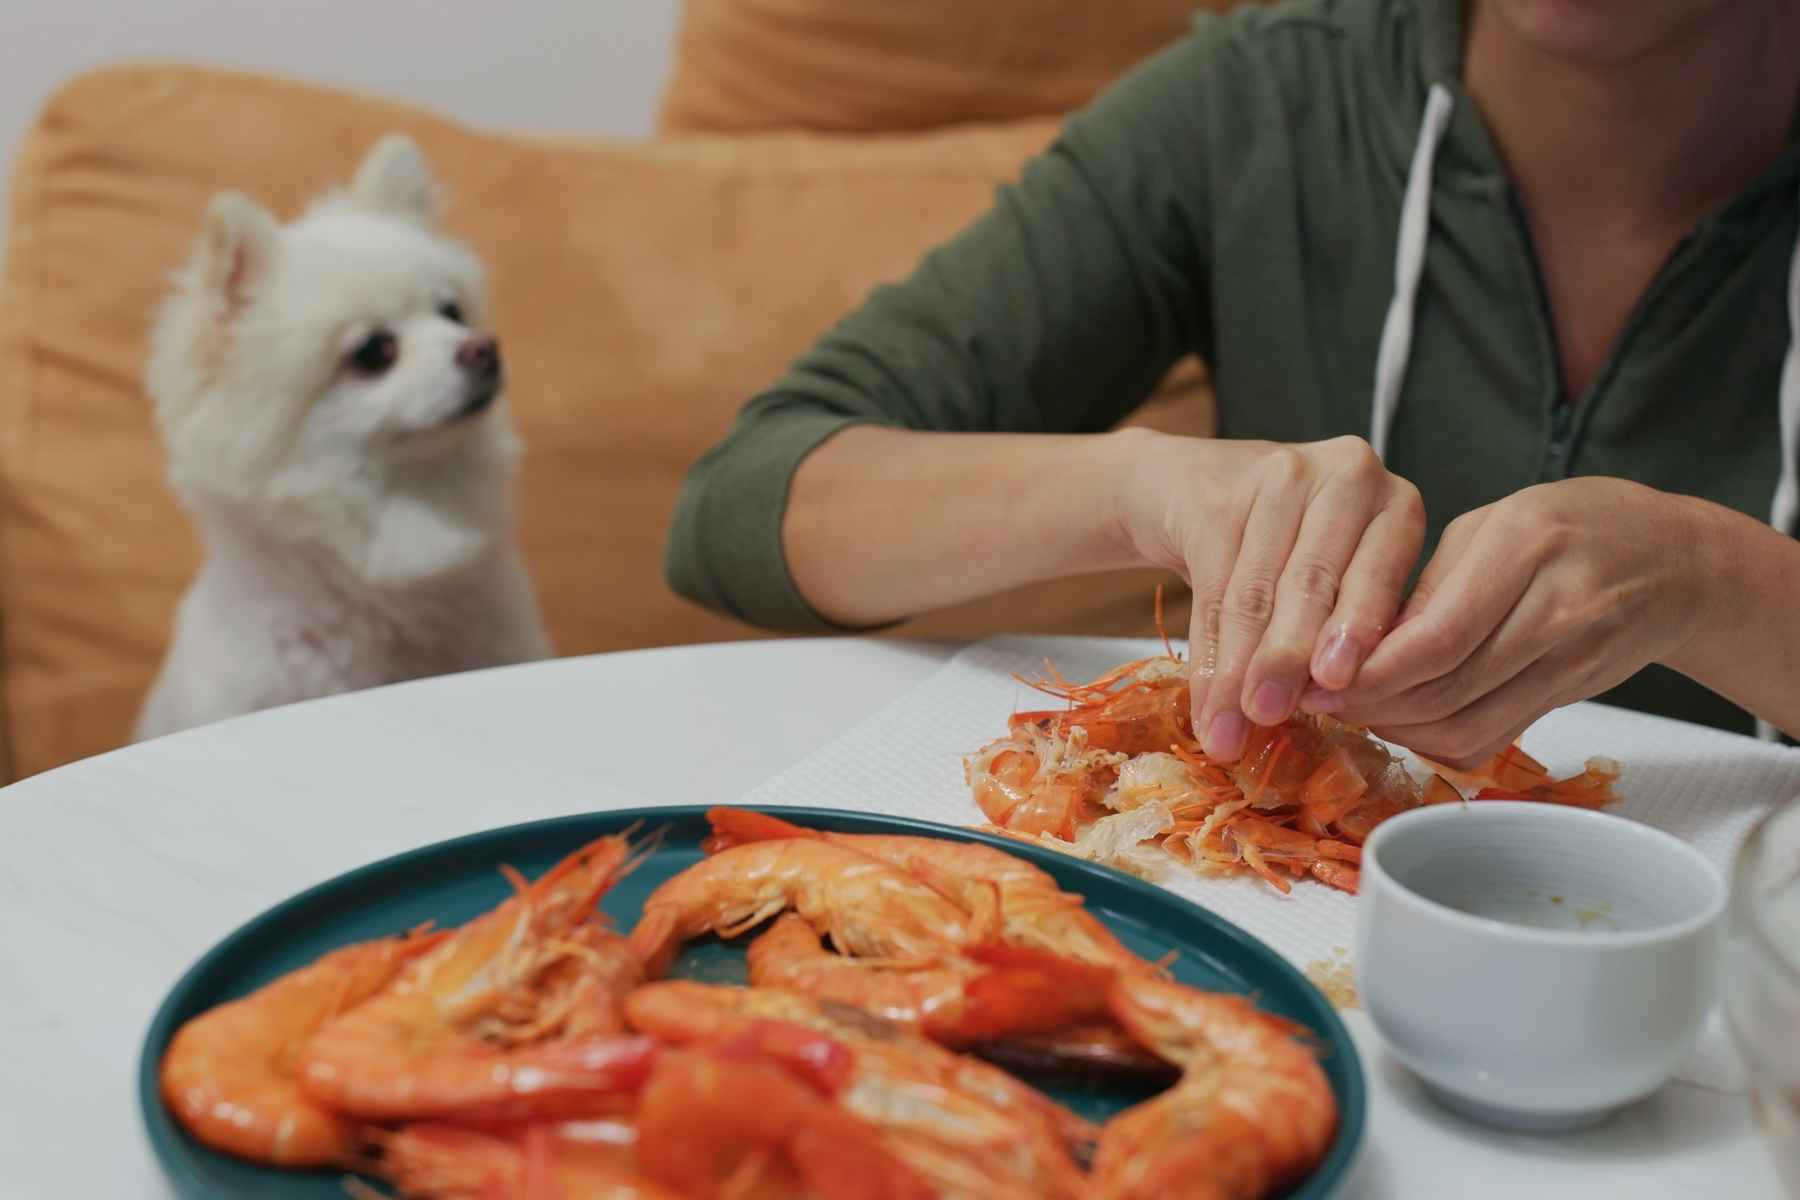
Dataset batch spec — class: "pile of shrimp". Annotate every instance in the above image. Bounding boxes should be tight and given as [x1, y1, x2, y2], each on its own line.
[965, 620, 1620, 895]
[159, 810, 1342, 1199]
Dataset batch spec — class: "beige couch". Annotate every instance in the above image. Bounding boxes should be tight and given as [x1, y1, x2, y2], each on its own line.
[0, 0, 1231, 781]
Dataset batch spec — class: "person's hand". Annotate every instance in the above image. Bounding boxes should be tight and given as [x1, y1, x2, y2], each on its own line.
[1115, 432, 1426, 761]
[1301, 477, 1714, 765]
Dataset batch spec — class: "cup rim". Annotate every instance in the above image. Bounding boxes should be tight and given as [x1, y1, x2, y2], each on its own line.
[1363, 801, 1727, 948]
[1734, 799, 1800, 985]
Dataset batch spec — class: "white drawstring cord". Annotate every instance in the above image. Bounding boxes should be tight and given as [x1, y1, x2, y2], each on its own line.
[1369, 83, 1455, 462]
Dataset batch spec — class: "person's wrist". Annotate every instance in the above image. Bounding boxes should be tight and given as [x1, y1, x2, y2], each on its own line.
[1095, 427, 1192, 571]
[1659, 491, 1744, 678]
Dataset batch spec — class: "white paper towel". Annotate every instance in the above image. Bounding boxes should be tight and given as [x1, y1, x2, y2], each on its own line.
[733, 635, 1800, 1093]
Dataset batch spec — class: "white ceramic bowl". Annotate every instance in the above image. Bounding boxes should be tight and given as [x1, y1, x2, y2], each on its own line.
[1356, 801, 1726, 1132]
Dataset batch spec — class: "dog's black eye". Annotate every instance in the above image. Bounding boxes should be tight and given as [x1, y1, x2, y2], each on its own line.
[348, 330, 398, 375]
[438, 301, 466, 325]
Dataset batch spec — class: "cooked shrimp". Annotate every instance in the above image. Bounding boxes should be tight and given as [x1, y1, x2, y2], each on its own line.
[379, 1121, 686, 1200]
[744, 914, 1105, 1049]
[1473, 755, 1622, 809]
[1216, 816, 1361, 896]
[970, 1021, 1177, 1083]
[1093, 973, 1338, 1200]
[1014, 645, 1411, 812]
[965, 947, 1336, 1200]
[159, 927, 442, 1167]
[989, 652, 1428, 893]
[635, 1025, 937, 1200]
[745, 914, 974, 1030]
[1217, 715, 1419, 815]
[993, 610, 1622, 887]
[627, 838, 979, 979]
[965, 727, 1119, 839]
[705, 809, 1144, 971]
[1425, 744, 1620, 808]
[377, 1019, 905, 1200]
[1009, 655, 1195, 756]
[1426, 742, 1553, 792]
[298, 833, 657, 1123]
[712, 811, 1164, 1068]
[626, 982, 1093, 1200]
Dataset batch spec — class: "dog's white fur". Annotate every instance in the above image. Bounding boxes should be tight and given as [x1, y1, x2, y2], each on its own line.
[136, 136, 550, 740]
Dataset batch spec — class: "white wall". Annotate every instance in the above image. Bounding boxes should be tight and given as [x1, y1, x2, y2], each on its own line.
[0, 0, 681, 247]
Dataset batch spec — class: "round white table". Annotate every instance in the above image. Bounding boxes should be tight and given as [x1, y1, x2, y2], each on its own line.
[0, 638, 1782, 1198]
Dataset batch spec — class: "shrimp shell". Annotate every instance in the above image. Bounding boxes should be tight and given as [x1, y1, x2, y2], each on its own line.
[159, 927, 442, 1167]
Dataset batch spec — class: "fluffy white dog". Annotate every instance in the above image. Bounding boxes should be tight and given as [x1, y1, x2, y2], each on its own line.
[136, 135, 550, 740]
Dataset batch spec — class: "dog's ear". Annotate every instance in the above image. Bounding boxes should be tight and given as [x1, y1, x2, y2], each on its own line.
[349, 135, 440, 225]
[195, 191, 279, 314]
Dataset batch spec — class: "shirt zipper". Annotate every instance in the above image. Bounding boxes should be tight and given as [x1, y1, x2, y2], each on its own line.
[1494, 188, 1703, 484]
[1545, 400, 1572, 471]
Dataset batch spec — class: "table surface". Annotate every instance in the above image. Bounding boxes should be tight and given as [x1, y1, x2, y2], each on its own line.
[1, 637, 1783, 1199]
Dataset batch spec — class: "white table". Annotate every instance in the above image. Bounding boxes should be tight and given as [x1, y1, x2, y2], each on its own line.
[0, 638, 1782, 1198]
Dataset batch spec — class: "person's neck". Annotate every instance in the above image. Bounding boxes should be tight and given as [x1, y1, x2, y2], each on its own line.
[1465, 1, 1798, 238]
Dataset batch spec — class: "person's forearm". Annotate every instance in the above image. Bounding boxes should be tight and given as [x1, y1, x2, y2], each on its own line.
[782, 425, 1148, 627]
[1664, 496, 1800, 738]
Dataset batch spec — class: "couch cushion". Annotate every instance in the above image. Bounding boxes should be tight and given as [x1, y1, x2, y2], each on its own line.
[0, 63, 1211, 780]
[658, 0, 1246, 134]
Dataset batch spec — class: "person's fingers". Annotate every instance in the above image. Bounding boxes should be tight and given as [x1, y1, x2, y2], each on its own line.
[1335, 588, 1555, 728]
[1304, 478, 1427, 695]
[1395, 503, 1493, 626]
[1301, 497, 1470, 714]
[1197, 460, 1307, 760]
[1329, 506, 1521, 708]
[1378, 713, 1540, 775]
[1184, 518, 1245, 740]
[1367, 653, 1571, 767]
[1240, 468, 1395, 727]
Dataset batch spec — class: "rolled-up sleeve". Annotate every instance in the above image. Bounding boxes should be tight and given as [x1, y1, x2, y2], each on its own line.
[665, 22, 1225, 629]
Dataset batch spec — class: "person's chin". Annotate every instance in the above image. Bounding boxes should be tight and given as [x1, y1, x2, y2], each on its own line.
[1484, 0, 1723, 65]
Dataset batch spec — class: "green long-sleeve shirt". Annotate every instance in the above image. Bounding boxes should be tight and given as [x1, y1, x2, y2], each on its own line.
[666, 0, 1800, 735]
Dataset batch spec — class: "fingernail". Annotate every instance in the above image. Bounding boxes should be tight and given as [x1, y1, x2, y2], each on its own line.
[1314, 631, 1361, 690]
[1248, 681, 1293, 726]
[1206, 711, 1248, 761]
[1300, 685, 1345, 715]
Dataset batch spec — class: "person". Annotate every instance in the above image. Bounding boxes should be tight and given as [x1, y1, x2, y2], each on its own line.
[665, 0, 1800, 766]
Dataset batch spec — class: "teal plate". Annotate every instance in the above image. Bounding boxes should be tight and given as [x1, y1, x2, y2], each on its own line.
[140, 805, 1365, 1197]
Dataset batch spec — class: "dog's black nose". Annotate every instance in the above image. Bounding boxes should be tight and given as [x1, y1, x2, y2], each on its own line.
[456, 334, 501, 380]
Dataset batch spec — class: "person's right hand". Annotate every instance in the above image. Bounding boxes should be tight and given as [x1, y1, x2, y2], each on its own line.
[1110, 431, 1426, 761]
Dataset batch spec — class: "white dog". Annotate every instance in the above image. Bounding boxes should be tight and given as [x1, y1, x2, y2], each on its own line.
[136, 135, 550, 741]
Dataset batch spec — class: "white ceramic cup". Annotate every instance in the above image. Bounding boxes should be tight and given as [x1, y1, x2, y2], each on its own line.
[1357, 801, 1726, 1132]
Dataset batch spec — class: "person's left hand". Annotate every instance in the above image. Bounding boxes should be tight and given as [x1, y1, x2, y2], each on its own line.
[1299, 477, 1717, 765]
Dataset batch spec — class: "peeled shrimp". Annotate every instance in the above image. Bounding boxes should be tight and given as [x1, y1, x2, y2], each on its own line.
[966, 727, 1120, 840]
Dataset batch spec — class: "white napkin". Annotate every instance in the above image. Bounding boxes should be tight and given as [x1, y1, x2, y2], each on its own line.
[734, 635, 1800, 1093]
